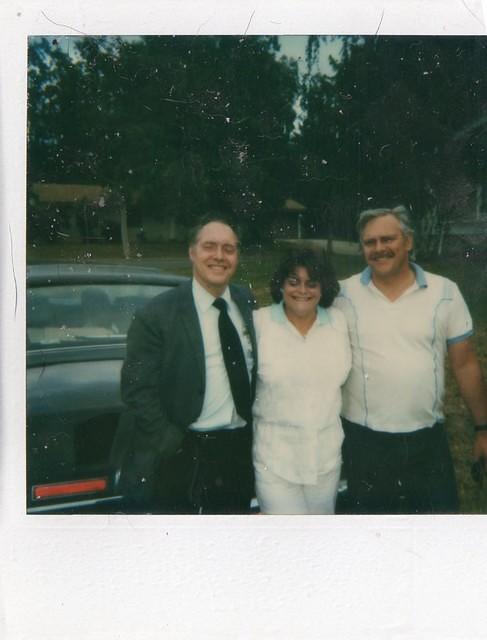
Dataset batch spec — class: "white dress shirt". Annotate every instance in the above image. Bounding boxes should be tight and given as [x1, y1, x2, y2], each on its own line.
[190, 279, 253, 431]
[252, 303, 351, 485]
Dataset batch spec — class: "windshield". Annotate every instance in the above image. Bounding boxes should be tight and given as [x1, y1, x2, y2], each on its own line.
[27, 283, 170, 349]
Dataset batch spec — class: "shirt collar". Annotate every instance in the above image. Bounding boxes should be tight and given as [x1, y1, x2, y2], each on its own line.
[270, 301, 331, 326]
[192, 278, 232, 313]
[359, 262, 428, 288]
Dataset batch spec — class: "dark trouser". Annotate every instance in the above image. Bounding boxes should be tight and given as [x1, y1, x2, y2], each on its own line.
[153, 426, 254, 514]
[341, 419, 459, 514]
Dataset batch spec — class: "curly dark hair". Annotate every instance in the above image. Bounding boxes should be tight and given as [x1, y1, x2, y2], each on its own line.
[270, 246, 339, 308]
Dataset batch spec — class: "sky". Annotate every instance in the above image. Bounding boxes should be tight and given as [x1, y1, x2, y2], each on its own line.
[278, 35, 343, 76]
[50, 34, 343, 77]
[34, 33, 343, 138]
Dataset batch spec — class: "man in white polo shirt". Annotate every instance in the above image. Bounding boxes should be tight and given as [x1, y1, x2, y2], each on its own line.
[335, 206, 487, 513]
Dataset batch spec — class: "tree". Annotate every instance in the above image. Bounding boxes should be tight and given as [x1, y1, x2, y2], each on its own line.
[298, 36, 487, 256]
[27, 35, 300, 245]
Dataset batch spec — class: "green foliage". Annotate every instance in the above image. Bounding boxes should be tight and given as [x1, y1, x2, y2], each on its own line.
[28, 35, 299, 241]
[28, 35, 487, 253]
[298, 36, 487, 255]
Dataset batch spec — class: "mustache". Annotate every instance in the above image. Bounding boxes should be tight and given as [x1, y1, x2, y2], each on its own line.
[371, 251, 394, 260]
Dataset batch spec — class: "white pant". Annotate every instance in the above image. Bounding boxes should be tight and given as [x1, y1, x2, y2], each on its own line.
[255, 464, 341, 515]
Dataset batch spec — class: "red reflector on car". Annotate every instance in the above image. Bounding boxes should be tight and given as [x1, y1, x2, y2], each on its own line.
[33, 478, 108, 500]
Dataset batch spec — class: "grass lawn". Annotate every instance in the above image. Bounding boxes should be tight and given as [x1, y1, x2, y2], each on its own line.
[28, 239, 487, 513]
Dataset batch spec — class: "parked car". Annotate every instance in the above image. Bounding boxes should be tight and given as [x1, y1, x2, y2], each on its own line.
[26, 263, 188, 514]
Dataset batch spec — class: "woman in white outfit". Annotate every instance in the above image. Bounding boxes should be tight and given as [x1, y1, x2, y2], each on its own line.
[253, 248, 351, 514]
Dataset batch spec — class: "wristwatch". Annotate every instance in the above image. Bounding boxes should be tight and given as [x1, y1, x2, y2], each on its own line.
[474, 424, 487, 433]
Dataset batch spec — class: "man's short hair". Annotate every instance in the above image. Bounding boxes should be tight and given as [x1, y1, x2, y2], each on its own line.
[270, 246, 339, 308]
[357, 205, 414, 240]
[188, 214, 239, 247]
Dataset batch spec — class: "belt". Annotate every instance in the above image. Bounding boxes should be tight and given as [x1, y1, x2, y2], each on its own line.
[188, 426, 249, 441]
[344, 419, 443, 440]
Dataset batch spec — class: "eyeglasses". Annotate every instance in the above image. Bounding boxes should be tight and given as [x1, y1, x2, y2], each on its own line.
[284, 276, 320, 290]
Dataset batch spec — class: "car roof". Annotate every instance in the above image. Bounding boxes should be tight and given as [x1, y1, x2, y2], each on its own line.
[27, 263, 189, 287]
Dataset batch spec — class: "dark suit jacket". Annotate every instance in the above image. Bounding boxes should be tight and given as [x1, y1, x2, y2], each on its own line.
[114, 279, 257, 506]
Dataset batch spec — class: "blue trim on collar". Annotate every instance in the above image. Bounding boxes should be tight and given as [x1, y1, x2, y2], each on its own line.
[410, 262, 428, 288]
[317, 306, 331, 325]
[270, 302, 287, 324]
[359, 262, 428, 288]
[270, 302, 330, 325]
[360, 267, 373, 285]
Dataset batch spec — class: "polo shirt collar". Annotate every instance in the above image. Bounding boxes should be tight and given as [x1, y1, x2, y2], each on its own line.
[411, 263, 428, 288]
[359, 262, 428, 288]
[192, 278, 231, 313]
[270, 301, 331, 325]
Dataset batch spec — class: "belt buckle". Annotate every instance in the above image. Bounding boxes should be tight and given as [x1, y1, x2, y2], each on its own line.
[199, 432, 217, 441]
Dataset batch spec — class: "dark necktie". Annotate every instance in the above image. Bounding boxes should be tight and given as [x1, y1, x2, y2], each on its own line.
[213, 297, 252, 424]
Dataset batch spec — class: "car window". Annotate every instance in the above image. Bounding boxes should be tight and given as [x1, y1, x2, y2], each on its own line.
[27, 283, 170, 349]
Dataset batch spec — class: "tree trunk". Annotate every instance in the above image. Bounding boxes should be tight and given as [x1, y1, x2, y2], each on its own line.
[437, 223, 445, 257]
[326, 209, 333, 255]
[120, 202, 130, 259]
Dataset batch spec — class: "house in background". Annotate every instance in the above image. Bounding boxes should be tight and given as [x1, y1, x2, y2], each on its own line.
[442, 118, 487, 257]
[433, 178, 487, 258]
[447, 183, 487, 256]
[30, 183, 131, 257]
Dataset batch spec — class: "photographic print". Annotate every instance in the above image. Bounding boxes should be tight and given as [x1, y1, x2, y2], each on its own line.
[26, 34, 487, 515]
[3, 2, 487, 638]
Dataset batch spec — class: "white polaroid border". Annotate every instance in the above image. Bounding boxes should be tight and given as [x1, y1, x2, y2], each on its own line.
[2, 1, 487, 638]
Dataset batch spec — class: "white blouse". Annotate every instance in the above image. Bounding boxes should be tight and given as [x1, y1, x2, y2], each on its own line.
[252, 303, 351, 485]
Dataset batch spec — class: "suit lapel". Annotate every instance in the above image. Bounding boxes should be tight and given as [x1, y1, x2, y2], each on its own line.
[178, 281, 206, 382]
[230, 285, 257, 368]
[178, 281, 257, 399]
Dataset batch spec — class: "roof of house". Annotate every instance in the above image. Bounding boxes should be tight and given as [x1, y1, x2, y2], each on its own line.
[32, 183, 107, 203]
[283, 198, 306, 212]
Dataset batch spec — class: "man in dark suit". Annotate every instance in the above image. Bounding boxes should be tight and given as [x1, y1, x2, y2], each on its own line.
[119, 217, 257, 514]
